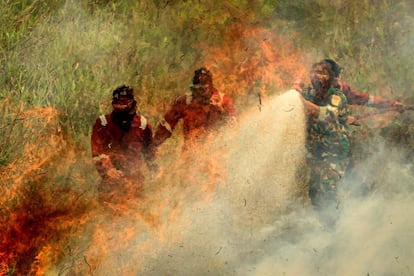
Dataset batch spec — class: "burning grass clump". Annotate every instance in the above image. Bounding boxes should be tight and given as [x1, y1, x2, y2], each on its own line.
[0, 106, 96, 275]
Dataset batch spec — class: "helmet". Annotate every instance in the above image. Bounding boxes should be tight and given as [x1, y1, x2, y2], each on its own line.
[112, 85, 134, 101]
[111, 85, 136, 114]
[189, 67, 214, 104]
[192, 67, 213, 87]
[322, 58, 342, 78]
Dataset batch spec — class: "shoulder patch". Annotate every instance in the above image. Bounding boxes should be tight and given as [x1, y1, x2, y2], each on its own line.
[331, 95, 342, 107]
[140, 115, 147, 130]
[99, 115, 108, 126]
[185, 92, 192, 105]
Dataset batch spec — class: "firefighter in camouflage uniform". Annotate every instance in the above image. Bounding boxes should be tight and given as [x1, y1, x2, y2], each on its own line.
[297, 60, 351, 213]
[296, 60, 404, 222]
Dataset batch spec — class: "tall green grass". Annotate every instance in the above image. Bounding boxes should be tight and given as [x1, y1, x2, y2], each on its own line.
[1, 1, 414, 273]
[1, 0, 414, 165]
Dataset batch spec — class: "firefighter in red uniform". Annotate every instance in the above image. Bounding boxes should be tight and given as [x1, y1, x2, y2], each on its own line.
[91, 85, 156, 203]
[154, 67, 236, 149]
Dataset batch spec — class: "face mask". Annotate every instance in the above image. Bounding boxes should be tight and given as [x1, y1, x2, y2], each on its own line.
[191, 85, 213, 104]
[311, 65, 331, 89]
[112, 97, 136, 113]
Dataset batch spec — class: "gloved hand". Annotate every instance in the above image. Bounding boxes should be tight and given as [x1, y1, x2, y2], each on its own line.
[106, 168, 124, 179]
[348, 115, 360, 126]
[148, 162, 159, 174]
[391, 101, 405, 113]
[292, 78, 304, 92]
[149, 162, 164, 179]
[227, 116, 238, 129]
[210, 94, 223, 108]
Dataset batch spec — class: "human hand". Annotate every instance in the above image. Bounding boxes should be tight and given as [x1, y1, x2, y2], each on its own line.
[210, 94, 223, 107]
[227, 116, 238, 129]
[148, 162, 159, 174]
[106, 168, 124, 179]
[148, 162, 163, 179]
[391, 101, 405, 113]
[292, 76, 305, 92]
[348, 115, 360, 126]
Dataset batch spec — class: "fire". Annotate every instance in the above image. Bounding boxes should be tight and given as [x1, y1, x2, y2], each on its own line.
[1, 24, 311, 275]
[0, 107, 94, 275]
[203, 25, 308, 101]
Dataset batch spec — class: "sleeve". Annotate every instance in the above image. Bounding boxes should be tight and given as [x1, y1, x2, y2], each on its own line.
[340, 81, 370, 105]
[222, 95, 237, 118]
[141, 120, 156, 163]
[91, 118, 106, 157]
[91, 118, 115, 178]
[153, 100, 183, 147]
[292, 76, 305, 92]
[341, 81, 399, 108]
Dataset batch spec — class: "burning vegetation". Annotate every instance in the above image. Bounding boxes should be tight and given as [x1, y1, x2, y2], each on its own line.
[1, 1, 414, 275]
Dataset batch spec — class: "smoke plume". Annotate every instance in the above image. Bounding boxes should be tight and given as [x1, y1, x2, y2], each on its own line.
[49, 90, 414, 276]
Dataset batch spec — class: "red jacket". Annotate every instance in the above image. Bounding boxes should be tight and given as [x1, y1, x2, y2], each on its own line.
[336, 81, 370, 105]
[154, 88, 236, 147]
[91, 112, 155, 181]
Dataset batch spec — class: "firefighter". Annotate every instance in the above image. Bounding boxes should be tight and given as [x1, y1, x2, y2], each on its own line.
[324, 59, 404, 121]
[154, 67, 236, 150]
[295, 59, 404, 118]
[91, 85, 156, 203]
[296, 60, 405, 224]
[297, 60, 351, 215]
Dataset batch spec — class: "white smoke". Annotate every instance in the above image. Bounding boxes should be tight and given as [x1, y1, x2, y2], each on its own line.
[138, 89, 309, 275]
[53, 90, 414, 276]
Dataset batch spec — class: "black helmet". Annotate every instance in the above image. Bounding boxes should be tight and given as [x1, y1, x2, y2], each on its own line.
[112, 85, 134, 101]
[111, 85, 136, 115]
[192, 67, 213, 87]
[322, 59, 342, 78]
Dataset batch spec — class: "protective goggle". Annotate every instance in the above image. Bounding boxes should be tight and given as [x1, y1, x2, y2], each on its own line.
[113, 91, 134, 101]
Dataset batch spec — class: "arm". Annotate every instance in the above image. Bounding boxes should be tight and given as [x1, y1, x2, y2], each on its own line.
[297, 90, 347, 122]
[299, 95, 320, 119]
[153, 100, 183, 147]
[293, 86, 320, 119]
[340, 81, 370, 105]
[341, 81, 403, 109]
[141, 121, 158, 172]
[367, 95, 403, 109]
[292, 77, 305, 92]
[222, 94, 237, 118]
[209, 89, 237, 118]
[209, 92, 238, 128]
[91, 119, 122, 179]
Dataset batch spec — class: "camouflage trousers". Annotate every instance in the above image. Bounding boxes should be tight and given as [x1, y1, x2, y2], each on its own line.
[307, 154, 350, 209]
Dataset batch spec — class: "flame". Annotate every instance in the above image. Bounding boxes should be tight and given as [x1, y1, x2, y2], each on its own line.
[1, 24, 313, 275]
[202, 25, 308, 101]
[0, 107, 93, 275]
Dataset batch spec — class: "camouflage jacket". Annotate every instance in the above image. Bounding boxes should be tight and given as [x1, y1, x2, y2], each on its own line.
[302, 86, 351, 160]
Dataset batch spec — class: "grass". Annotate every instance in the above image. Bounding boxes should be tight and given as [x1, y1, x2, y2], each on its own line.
[1, 0, 414, 273]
